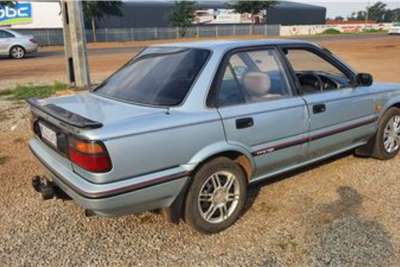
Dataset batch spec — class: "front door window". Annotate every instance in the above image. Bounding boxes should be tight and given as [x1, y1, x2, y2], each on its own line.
[283, 48, 352, 94]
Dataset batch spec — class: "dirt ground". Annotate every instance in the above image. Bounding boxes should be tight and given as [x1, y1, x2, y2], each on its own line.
[0, 36, 400, 266]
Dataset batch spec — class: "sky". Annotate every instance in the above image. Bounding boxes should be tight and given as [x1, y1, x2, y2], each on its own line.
[294, 0, 400, 18]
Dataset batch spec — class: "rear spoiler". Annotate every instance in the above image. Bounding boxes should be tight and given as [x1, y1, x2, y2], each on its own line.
[26, 98, 103, 129]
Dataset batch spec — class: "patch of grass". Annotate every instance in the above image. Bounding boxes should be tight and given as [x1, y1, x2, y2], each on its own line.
[363, 28, 386, 33]
[319, 28, 388, 36]
[0, 89, 14, 97]
[4, 81, 68, 101]
[322, 28, 341, 35]
[0, 155, 9, 165]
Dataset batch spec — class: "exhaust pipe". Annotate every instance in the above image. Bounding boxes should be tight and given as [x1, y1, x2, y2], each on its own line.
[32, 176, 55, 200]
[32, 176, 71, 201]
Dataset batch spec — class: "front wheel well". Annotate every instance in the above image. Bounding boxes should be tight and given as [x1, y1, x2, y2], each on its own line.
[388, 103, 400, 110]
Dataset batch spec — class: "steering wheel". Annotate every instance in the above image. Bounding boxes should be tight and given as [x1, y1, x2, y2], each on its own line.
[320, 75, 342, 90]
[298, 72, 324, 93]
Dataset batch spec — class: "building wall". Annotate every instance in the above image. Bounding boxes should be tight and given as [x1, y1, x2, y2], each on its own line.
[266, 6, 326, 25]
[280, 23, 391, 36]
[96, 1, 326, 29]
[95, 2, 173, 28]
[1, 1, 325, 30]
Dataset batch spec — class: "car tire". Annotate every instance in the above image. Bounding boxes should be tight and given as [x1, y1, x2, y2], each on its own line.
[184, 157, 247, 234]
[9, 46, 25, 59]
[371, 107, 400, 160]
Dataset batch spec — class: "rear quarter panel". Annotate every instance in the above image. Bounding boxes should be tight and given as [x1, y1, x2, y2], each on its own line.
[75, 111, 226, 184]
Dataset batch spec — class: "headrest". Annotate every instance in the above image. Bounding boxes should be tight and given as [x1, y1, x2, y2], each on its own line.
[243, 72, 271, 97]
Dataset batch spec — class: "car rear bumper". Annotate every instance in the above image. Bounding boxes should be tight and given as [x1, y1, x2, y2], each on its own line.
[29, 138, 189, 216]
[25, 43, 39, 53]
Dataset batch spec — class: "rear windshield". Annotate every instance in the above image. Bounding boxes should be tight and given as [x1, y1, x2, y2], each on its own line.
[93, 47, 210, 106]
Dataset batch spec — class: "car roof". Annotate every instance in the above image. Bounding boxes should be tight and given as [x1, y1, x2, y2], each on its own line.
[155, 39, 319, 50]
[0, 28, 20, 35]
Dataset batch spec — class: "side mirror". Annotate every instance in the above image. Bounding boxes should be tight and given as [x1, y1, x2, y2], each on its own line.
[356, 73, 373, 87]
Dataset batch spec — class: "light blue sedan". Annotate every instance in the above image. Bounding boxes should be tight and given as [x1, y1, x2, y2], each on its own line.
[28, 39, 400, 234]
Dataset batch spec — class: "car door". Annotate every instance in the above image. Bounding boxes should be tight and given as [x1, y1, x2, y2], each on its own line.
[214, 47, 309, 179]
[282, 46, 377, 160]
[0, 30, 14, 54]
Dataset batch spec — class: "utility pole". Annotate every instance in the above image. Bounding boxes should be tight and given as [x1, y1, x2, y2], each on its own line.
[61, 0, 90, 89]
[365, 0, 370, 25]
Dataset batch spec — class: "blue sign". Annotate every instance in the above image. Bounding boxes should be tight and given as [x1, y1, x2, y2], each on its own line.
[0, 2, 32, 26]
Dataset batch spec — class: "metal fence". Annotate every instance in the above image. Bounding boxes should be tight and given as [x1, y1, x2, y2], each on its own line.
[13, 24, 280, 46]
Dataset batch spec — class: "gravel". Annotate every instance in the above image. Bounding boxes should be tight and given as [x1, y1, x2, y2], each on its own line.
[0, 99, 30, 132]
[0, 113, 399, 266]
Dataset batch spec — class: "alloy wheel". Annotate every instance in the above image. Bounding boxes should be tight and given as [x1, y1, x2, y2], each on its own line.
[383, 115, 400, 153]
[197, 171, 240, 224]
[11, 47, 25, 59]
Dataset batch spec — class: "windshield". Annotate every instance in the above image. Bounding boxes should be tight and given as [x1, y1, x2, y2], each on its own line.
[93, 47, 210, 106]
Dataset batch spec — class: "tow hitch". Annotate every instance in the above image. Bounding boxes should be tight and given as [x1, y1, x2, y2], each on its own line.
[32, 176, 71, 200]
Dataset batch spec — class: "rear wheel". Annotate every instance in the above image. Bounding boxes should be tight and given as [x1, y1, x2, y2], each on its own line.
[184, 157, 247, 234]
[10, 46, 25, 59]
[372, 108, 400, 160]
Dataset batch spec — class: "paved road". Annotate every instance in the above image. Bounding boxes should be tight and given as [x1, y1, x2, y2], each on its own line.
[36, 33, 394, 59]
[39, 46, 144, 58]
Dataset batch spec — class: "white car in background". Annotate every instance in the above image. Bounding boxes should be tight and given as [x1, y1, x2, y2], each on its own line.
[388, 22, 400, 35]
[0, 28, 38, 59]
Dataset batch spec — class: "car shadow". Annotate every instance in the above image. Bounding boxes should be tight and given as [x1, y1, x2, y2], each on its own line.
[240, 151, 395, 265]
[307, 186, 394, 266]
[0, 54, 38, 60]
[241, 150, 354, 216]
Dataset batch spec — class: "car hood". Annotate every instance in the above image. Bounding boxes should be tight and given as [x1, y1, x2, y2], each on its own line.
[46, 92, 166, 126]
[371, 82, 400, 92]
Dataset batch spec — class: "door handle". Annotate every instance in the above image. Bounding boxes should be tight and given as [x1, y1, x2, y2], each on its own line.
[236, 117, 254, 129]
[313, 104, 326, 114]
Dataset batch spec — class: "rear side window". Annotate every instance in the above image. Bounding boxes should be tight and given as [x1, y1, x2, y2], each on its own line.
[94, 47, 210, 106]
[218, 48, 290, 106]
[0, 30, 14, 38]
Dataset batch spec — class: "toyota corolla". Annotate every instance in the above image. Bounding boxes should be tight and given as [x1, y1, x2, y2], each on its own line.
[28, 40, 400, 234]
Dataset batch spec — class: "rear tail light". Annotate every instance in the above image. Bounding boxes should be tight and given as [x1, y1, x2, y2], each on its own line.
[68, 136, 112, 173]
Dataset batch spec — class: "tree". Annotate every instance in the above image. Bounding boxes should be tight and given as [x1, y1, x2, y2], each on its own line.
[348, 11, 367, 21]
[392, 8, 400, 22]
[0, 1, 15, 7]
[169, 1, 197, 37]
[82, 1, 123, 42]
[348, 2, 399, 23]
[334, 16, 344, 21]
[229, 0, 278, 28]
[367, 1, 387, 22]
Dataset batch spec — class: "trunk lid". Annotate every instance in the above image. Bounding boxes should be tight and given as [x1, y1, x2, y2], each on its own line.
[28, 91, 167, 153]
[40, 91, 165, 126]
[28, 92, 167, 176]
